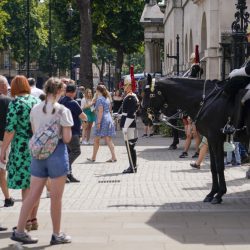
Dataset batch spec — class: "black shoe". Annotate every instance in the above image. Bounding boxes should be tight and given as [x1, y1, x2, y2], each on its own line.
[192, 152, 199, 158]
[4, 197, 15, 207]
[168, 144, 177, 150]
[149, 133, 154, 137]
[179, 152, 188, 158]
[122, 167, 137, 174]
[141, 134, 147, 138]
[190, 162, 200, 169]
[0, 226, 7, 231]
[67, 174, 80, 183]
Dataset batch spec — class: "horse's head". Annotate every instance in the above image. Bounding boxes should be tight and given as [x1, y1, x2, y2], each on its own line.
[143, 74, 167, 122]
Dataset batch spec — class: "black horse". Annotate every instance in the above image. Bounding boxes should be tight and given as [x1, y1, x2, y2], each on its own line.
[143, 76, 250, 204]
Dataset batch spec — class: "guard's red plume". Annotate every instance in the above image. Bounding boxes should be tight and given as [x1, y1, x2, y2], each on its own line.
[195, 45, 200, 64]
[130, 65, 136, 92]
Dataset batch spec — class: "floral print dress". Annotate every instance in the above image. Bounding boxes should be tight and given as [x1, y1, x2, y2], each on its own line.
[5, 95, 39, 189]
[93, 96, 116, 137]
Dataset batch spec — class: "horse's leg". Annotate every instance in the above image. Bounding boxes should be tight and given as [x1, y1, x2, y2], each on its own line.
[203, 144, 219, 202]
[211, 140, 227, 204]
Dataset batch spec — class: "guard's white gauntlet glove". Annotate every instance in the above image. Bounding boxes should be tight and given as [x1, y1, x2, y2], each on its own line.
[229, 67, 247, 78]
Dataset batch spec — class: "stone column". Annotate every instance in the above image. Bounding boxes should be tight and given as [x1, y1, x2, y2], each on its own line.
[205, 48, 220, 80]
[145, 40, 152, 73]
[206, 1, 220, 80]
[155, 43, 161, 73]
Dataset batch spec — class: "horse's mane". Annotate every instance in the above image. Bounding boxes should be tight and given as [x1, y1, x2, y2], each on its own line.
[157, 77, 221, 89]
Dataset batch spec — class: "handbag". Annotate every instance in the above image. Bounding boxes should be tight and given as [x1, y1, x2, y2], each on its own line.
[29, 109, 62, 160]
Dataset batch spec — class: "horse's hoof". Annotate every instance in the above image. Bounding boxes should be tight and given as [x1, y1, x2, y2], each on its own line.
[203, 196, 213, 202]
[211, 197, 222, 204]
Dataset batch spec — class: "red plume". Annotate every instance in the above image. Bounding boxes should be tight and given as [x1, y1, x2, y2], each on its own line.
[194, 45, 200, 64]
[130, 65, 136, 92]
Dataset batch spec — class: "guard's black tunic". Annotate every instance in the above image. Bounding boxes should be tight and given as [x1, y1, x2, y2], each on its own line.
[120, 94, 138, 129]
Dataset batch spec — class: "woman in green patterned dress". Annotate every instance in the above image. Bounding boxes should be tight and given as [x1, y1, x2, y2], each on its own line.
[0, 75, 40, 231]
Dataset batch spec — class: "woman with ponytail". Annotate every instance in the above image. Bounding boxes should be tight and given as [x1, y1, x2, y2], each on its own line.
[10, 78, 74, 245]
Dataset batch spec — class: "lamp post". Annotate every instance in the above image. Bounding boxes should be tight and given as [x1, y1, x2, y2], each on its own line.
[48, 0, 52, 76]
[39, 0, 52, 76]
[67, 3, 73, 79]
[8, 46, 11, 79]
[167, 34, 180, 76]
[231, 0, 249, 69]
[26, 0, 30, 77]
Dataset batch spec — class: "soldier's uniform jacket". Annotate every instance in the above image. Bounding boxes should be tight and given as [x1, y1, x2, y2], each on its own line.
[120, 93, 138, 128]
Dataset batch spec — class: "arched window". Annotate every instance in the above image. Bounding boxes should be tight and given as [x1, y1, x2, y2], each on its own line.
[185, 34, 188, 64]
[170, 40, 173, 69]
[189, 30, 193, 59]
[201, 12, 207, 53]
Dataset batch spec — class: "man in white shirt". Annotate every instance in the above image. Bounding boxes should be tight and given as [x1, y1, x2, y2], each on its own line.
[28, 78, 44, 98]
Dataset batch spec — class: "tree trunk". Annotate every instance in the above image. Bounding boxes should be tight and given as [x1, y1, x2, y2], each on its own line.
[115, 48, 124, 89]
[100, 59, 105, 82]
[76, 0, 93, 89]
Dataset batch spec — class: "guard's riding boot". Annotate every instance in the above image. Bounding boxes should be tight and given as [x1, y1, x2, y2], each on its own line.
[122, 138, 137, 174]
[122, 166, 137, 174]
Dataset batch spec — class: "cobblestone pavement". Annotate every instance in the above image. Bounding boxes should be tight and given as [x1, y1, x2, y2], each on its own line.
[1, 123, 250, 249]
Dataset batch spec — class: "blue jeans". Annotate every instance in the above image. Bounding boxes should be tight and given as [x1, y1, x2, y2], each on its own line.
[226, 142, 241, 164]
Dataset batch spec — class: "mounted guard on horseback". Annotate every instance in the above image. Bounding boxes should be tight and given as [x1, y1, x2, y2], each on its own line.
[142, 52, 250, 204]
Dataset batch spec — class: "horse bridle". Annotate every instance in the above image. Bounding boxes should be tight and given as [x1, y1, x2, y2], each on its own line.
[146, 81, 184, 128]
[146, 82, 167, 121]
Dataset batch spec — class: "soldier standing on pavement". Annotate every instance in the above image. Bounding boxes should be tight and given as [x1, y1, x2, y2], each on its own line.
[121, 77, 139, 174]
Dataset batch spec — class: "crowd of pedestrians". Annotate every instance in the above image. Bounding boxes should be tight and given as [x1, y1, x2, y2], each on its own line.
[0, 74, 140, 245]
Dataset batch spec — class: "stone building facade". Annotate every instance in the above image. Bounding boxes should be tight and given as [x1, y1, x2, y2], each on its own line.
[141, 0, 250, 80]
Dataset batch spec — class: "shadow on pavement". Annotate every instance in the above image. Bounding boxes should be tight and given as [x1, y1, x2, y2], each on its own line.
[146, 209, 250, 245]
[0, 232, 10, 240]
[94, 172, 124, 178]
[1, 243, 51, 250]
[171, 168, 210, 173]
[182, 177, 250, 192]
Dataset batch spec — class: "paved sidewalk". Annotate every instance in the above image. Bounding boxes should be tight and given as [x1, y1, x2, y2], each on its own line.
[1, 125, 250, 249]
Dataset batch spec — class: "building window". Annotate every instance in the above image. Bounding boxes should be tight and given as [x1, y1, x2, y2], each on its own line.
[4, 52, 10, 69]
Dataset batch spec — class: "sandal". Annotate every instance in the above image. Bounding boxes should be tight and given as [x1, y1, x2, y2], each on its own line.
[190, 163, 201, 169]
[25, 220, 32, 232]
[31, 218, 38, 230]
[87, 158, 95, 162]
[106, 159, 117, 163]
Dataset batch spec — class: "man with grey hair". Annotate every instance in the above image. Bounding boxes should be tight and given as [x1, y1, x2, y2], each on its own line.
[0, 75, 14, 207]
[28, 77, 44, 98]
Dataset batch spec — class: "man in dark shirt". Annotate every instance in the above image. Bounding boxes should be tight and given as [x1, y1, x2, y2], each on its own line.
[0, 75, 14, 207]
[60, 84, 87, 183]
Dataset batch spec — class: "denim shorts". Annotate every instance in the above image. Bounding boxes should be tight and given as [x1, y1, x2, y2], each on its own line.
[31, 141, 69, 179]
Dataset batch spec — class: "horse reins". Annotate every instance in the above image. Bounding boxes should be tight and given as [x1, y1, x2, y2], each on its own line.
[194, 80, 225, 124]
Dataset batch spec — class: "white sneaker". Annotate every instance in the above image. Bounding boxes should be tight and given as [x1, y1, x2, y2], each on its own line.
[82, 140, 89, 145]
[88, 140, 94, 145]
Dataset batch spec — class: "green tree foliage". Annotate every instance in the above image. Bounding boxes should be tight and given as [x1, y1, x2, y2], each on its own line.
[2, 0, 47, 65]
[92, 0, 144, 53]
[123, 45, 145, 75]
[93, 45, 116, 81]
[38, 0, 80, 74]
[0, 0, 10, 49]
[92, 0, 145, 84]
